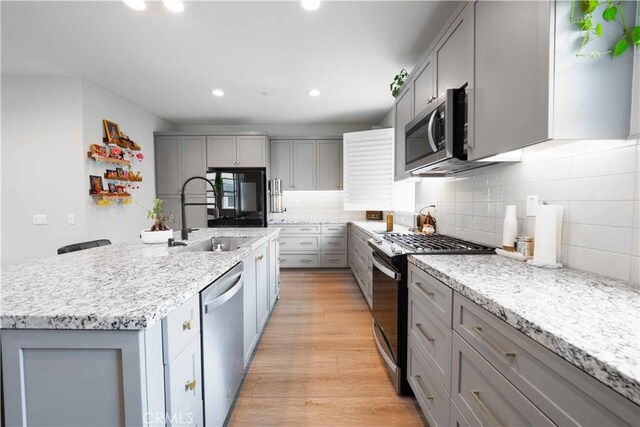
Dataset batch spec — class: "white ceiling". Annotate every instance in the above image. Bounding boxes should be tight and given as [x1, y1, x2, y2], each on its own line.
[1, 1, 459, 125]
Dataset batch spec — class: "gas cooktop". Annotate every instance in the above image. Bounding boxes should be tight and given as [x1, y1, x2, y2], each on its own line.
[383, 233, 495, 254]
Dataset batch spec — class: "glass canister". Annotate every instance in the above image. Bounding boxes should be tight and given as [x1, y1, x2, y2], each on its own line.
[514, 236, 535, 257]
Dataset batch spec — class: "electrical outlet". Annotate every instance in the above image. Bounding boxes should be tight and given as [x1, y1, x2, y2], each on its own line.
[294, 200, 300, 208]
[526, 195, 539, 217]
[33, 214, 48, 225]
[68, 214, 75, 225]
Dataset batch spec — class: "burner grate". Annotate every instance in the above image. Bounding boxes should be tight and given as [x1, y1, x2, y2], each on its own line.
[384, 233, 494, 254]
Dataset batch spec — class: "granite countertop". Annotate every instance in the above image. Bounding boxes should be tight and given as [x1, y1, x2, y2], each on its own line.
[409, 254, 640, 405]
[267, 219, 411, 236]
[1, 228, 279, 331]
[268, 218, 350, 224]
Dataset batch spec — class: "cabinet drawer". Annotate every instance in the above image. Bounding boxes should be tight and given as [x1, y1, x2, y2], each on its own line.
[408, 264, 453, 327]
[322, 252, 348, 268]
[279, 235, 320, 251]
[407, 336, 450, 427]
[163, 294, 201, 364]
[322, 224, 347, 235]
[453, 293, 640, 426]
[450, 400, 471, 427]
[279, 253, 320, 268]
[279, 225, 321, 234]
[321, 235, 347, 251]
[452, 333, 553, 427]
[408, 287, 452, 392]
[165, 334, 203, 422]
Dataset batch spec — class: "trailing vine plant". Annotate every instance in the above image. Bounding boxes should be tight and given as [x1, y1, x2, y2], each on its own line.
[570, 0, 640, 58]
[390, 69, 408, 97]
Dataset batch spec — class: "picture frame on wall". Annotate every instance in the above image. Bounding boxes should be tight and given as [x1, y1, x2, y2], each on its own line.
[108, 183, 116, 193]
[89, 175, 104, 194]
[116, 167, 125, 179]
[103, 119, 121, 143]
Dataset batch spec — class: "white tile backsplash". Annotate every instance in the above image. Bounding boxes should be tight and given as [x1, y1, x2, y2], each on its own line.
[414, 138, 640, 283]
[270, 191, 365, 221]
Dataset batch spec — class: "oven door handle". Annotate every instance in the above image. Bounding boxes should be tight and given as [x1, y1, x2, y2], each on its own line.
[427, 110, 438, 154]
[372, 253, 401, 281]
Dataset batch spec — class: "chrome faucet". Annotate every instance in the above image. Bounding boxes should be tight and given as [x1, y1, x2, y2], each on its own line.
[180, 176, 219, 241]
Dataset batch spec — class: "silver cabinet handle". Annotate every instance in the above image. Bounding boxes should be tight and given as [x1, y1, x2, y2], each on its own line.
[328, 241, 340, 245]
[415, 323, 435, 343]
[415, 375, 434, 400]
[300, 227, 313, 230]
[301, 259, 314, 263]
[300, 241, 313, 245]
[415, 282, 435, 298]
[204, 273, 243, 313]
[279, 258, 287, 262]
[472, 326, 516, 358]
[471, 390, 503, 427]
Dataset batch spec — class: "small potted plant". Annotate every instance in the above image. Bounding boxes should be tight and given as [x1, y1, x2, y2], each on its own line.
[140, 198, 174, 244]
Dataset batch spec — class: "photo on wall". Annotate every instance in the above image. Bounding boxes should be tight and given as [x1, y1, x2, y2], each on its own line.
[89, 175, 104, 194]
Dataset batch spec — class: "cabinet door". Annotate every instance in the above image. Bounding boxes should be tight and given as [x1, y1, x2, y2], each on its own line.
[180, 136, 207, 195]
[155, 136, 182, 195]
[470, 1, 551, 160]
[160, 196, 207, 231]
[206, 136, 236, 168]
[255, 244, 269, 331]
[435, 4, 473, 98]
[316, 140, 342, 190]
[395, 86, 413, 180]
[270, 140, 293, 190]
[413, 53, 435, 116]
[236, 136, 266, 167]
[268, 237, 279, 310]
[292, 140, 316, 190]
[243, 252, 258, 367]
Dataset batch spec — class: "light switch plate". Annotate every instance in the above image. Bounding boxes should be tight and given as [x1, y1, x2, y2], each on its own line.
[68, 214, 75, 225]
[526, 195, 539, 217]
[33, 214, 48, 225]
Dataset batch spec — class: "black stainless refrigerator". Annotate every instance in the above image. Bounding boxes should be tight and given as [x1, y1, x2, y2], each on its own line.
[206, 168, 267, 227]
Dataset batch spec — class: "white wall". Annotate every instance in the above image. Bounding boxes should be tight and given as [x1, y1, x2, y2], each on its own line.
[375, 106, 394, 128]
[173, 123, 372, 138]
[414, 138, 640, 283]
[1, 76, 171, 265]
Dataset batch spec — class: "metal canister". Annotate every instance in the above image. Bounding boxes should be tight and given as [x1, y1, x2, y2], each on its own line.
[514, 236, 534, 257]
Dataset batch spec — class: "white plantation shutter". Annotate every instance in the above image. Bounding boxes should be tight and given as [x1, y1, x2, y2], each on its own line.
[343, 128, 394, 211]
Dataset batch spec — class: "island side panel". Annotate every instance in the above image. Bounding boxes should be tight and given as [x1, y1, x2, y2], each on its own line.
[1, 329, 151, 426]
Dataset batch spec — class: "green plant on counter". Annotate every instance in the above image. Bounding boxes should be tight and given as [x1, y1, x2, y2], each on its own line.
[570, 0, 640, 58]
[390, 69, 408, 97]
[142, 198, 173, 231]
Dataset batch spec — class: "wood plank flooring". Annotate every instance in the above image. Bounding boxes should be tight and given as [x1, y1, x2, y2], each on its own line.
[227, 270, 426, 427]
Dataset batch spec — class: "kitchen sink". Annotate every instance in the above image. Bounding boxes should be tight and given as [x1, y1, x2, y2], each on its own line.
[180, 236, 260, 253]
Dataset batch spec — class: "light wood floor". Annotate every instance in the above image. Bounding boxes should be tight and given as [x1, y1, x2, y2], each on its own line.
[227, 270, 426, 427]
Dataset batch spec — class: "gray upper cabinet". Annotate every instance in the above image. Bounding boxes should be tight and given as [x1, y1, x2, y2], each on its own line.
[293, 140, 316, 190]
[237, 136, 267, 167]
[270, 140, 294, 190]
[206, 136, 236, 168]
[206, 135, 267, 168]
[395, 86, 413, 180]
[316, 140, 342, 190]
[155, 136, 182, 195]
[181, 136, 207, 194]
[413, 53, 435, 115]
[470, 1, 551, 160]
[435, 4, 473, 98]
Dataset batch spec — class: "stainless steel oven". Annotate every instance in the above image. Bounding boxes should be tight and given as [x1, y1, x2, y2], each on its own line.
[405, 85, 471, 175]
[371, 251, 410, 394]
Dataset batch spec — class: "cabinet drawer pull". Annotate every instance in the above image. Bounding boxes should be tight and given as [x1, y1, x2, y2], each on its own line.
[327, 227, 340, 230]
[279, 258, 287, 262]
[280, 241, 287, 245]
[182, 319, 193, 330]
[415, 323, 435, 343]
[300, 227, 313, 231]
[185, 379, 197, 391]
[414, 375, 434, 400]
[328, 242, 341, 245]
[300, 241, 314, 245]
[471, 390, 503, 427]
[301, 259, 314, 263]
[415, 282, 435, 298]
[472, 326, 516, 358]
[256, 254, 264, 261]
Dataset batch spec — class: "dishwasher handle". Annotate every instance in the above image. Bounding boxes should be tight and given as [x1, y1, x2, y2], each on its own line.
[204, 272, 243, 313]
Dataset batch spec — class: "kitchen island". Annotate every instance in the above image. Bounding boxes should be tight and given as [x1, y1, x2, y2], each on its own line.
[1, 227, 280, 426]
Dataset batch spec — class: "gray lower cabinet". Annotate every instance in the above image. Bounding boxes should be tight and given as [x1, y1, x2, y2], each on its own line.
[348, 224, 373, 308]
[406, 264, 640, 427]
[394, 85, 413, 180]
[268, 235, 280, 310]
[277, 224, 348, 269]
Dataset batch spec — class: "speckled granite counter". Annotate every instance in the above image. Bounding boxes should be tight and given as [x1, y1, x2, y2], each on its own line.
[1, 228, 279, 331]
[409, 254, 640, 405]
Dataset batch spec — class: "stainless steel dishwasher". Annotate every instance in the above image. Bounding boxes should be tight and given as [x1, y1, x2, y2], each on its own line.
[200, 261, 244, 427]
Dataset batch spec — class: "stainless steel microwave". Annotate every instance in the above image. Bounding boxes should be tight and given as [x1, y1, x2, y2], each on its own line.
[404, 86, 470, 175]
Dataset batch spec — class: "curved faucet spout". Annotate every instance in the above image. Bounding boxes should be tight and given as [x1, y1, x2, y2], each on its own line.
[180, 176, 219, 241]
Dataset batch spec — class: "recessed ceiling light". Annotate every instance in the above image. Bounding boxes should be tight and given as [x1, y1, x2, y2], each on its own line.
[163, 0, 184, 13]
[308, 89, 320, 97]
[123, 0, 146, 11]
[301, 0, 321, 11]
[212, 89, 224, 97]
